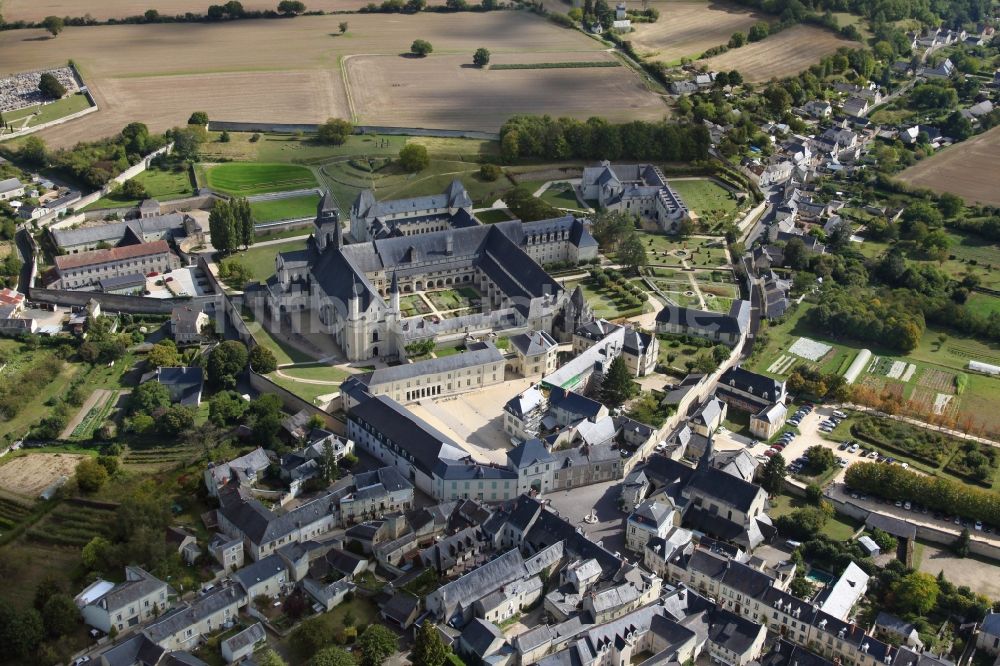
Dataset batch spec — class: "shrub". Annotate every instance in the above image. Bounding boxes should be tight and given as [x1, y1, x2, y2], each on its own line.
[473, 47, 490, 67]
[479, 163, 502, 181]
[410, 39, 433, 56]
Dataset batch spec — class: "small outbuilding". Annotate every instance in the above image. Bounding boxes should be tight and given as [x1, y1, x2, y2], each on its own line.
[857, 535, 880, 557]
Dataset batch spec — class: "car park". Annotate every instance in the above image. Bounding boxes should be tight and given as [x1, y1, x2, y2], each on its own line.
[838, 442, 849, 450]
[833, 410, 847, 419]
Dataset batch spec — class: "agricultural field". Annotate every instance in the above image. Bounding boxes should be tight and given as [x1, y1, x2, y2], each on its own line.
[897, 125, 1000, 207]
[750, 302, 1000, 435]
[0, 453, 86, 498]
[699, 24, 855, 82]
[0, 0, 420, 22]
[627, 0, 772, 64]
[344, 51, 664, 131]
[199, 162, 317, 196]
[0, 12, 658, 149]
[84, 165, 196, 209]
[25, 500, 117, 548]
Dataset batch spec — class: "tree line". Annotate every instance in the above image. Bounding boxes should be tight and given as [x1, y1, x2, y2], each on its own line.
[499, 115, 711, 163]
[209, 197, 255, 255]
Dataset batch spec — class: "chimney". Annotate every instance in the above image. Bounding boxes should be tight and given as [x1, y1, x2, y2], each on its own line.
[445, 234, 454, 256]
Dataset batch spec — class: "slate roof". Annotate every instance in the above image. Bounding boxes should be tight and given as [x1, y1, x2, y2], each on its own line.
[55, 239, 174, 270]
[548, 387, 603, 420]
[762, 639, 836, 666]
[721, 560, 775, 598]
[358, 341, 502, 387]
[982, 611, 1000, 637]
[98, 633, 166, 666]
[622, 327, 654, 357]
[381, 591, 420, 625]
[508, 438, 554, 469]
[233, 554, 287, 592]
[504, 386, 546, 419]
[718, 366, 785, 402]
[687, 466, 763, 511]
[461, 618, 506, 658]
[522, 216, 598, 249]
[574, 319, 620, 343]
[144, 584, 246, 645]
[0, 178, 21, 195]
[707, 607, 764, 655]
[348, 394, 466, 476]
[631, 499, 674, 528]
[90, 566, 168, 613]
[433, 548, 528, 619]
[51, 213, 190, 248]
[220, 491, 337, 547]
[656, 300, 750, 336]
[511, 330, 557, 357]
[221, 622, 266, 654]
[876, 611, 917, 637]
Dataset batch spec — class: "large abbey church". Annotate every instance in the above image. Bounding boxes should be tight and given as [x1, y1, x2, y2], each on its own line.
[264, 181, 599, 362]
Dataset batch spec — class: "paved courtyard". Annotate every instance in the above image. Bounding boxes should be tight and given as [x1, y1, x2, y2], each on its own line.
[545, 478, 627, 557]
[409, 377, 537, 465]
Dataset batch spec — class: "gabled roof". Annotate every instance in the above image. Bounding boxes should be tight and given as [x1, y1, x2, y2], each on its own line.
[707, 607, 765, 655]
[233, 554, 287, 592]
[504, 386, 546, 419]
[54, 239, 173, 270]
[511, 330, 557, 357]
[508, 438, 554, 469]
[461, 618, 506, 658]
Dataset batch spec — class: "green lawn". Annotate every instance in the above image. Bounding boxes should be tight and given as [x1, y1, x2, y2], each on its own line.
[242, 314, 313, 366]
[857, 231, 1000, 290]
[563, 277, 651, 319]
[232, 239, 306, 282]
[2, 93, 92, 128]
[637, 232, 730, 267]
[540, 182, 585, 210]
[250, 194, 321, 223]
[770, 494, 860, 541]
[84, 167, 196, 210]
[276, 363, 355, 383]
[264, 373, 338, 406]
[966, 293, 1000, 318]
[667, 178, 740, 222]
[201, 162, 317, 196]
[476, 208, 515, 224]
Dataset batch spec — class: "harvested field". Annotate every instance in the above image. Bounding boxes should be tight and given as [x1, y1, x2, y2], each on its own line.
[0, 0, 437, 22]
[918, 367, 956, 393]
[699, 25, 854, 82]
[897, 126, 1000, 207]
[0, 453, 85, 497]
[345, 52, 664, 130]
[629, 0, 772, 64]
[0, 13, 632, 148]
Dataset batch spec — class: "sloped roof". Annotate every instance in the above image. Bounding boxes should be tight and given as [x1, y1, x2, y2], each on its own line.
[55, 239, 173, 270]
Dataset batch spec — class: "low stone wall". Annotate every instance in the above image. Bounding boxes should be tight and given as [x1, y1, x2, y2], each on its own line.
[26, 287, 216, 313]
[249, 371, 344, 434]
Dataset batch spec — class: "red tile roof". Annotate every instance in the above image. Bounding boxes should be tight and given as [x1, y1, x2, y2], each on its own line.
[55, 240, 172, 271]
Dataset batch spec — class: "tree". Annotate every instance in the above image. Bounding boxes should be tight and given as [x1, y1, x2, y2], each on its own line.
[953, 527, 970, 558]
[209, 199, 237, 254]
[0, 602, 44, 659]
[600, 355, 637, 407]
[616, 231, 647, 275]
[677, 217, 695, 239]
[169, 124, 206, 159]
[473, 47, 491, 67]
[82, 536, 113, 570]
[159, 405, 195, 435]
[249, 394, 285, 448]
[747, 21, 769, 41]
[33, 579, 64, 612]
[147, 342, 182, 369]
[38, 73, 66, 99]
[339, 21, 349, 33]
[188, 111, 209, 125]
[278, 0, 307, 13]
[249, 345, 278, 374]
[317, 118, 353, 145]
[591, 211, 633, 251]
[76, 458, 109, 493]
[220, 130, 231, 143]
[231, 196, 254, 249]
[804, 445, 835, 475]
[410, 39, 433, 56]
[145, 8, 161, 21]
[358, 625, 397, 666]
[41, 593, 78, 637]
[728, 31, 745, 48]
[257, 650, 289, 666]
[399, 143, 430, 172]
[311, 647, 356, 666]
[760, 453, 786, 494]
[207, 340, 249, 387]
[938, 192, 964, 219]
[122, 178, 148, 200]
[479, 163, 502, 181]
[728, 69, 743, 86]
[42, 15, 64, 37]
[129, 381, 171, 415]
[18, 136, 47, 167]
[209, 391, 248, 426]
[893, 572, 939, 616]
[412, 621, 449, 666]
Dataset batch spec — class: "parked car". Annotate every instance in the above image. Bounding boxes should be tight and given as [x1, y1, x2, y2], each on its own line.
[904, 501, 911, 510]
[838, 442, 850, 451]
[833, 410, 847, 419]
[975, 521, 984, 531]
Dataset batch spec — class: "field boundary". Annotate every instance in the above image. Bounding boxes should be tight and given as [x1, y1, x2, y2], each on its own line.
[490, 61, 620, 70]
[207, 121, 500, 141]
